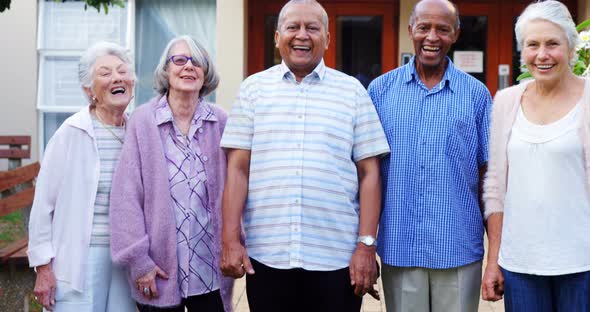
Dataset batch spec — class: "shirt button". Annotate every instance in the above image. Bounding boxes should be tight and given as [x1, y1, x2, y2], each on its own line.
[297, 115, 303, 119]
[295, 170, 301, 176]
[198, 128, 204, 133]
[420, 165, 425, 169]
[203, 156, 209, 161]
[294, 199, 300, 204]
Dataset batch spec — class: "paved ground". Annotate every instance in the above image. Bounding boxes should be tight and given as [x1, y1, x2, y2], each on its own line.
[231, 236, 505, 311]
[231, 274, 504, 312]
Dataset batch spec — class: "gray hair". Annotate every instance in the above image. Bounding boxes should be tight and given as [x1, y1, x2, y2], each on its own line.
[153, 35, 219, 97]
[515, 0, 579, 65]
[78, 41, 135, 103]
[409, 0, 461, 30]
[277, 0, 329, 32]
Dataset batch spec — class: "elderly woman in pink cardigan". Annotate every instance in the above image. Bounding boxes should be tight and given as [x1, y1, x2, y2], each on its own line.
[481, 1, 590, 311]
[109, 36, 233, 312]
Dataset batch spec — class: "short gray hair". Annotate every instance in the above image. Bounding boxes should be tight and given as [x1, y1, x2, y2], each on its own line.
[153, 35, 219, 97]
[277, 0, 329, 32]
[515, 0, 579, 63]
[409, 0, 461, 30]
[78, 41, 135, 103]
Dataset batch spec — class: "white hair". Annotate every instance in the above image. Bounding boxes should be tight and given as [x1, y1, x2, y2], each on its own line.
[515, 0, 579, 64]
[78, 41, 135, 103]
[153, 35, 219, 97]
[277, 0, 329, 32]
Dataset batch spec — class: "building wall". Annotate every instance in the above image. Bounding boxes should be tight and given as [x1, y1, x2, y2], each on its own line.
[0, 0, 38, 169]
[580, 0, 590, 22]
[215, 0, 247, 111]
[398, 0, 417, 63]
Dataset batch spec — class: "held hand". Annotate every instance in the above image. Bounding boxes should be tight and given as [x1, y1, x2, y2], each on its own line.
[34, 264, 57, 311]
[220, 239, 255, 278]
[136, 265, 169, 300]
[481, 263, 504, 301]
[349, 243, 378, 297]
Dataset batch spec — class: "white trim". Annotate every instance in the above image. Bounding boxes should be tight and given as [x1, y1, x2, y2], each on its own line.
[37, 111, 44, 159]
[37, 106, 83, 113]
[36, 0, 45, 50]
[126, 0, 136, 111]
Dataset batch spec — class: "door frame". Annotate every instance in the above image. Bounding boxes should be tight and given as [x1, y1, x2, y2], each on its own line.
[454, 0, 577, 93]
[247, 0, 399, 76]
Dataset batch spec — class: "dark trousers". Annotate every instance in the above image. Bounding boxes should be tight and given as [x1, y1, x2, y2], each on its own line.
[502, 268, 590, 312]
[136, 290, 224, 312]
[246, 258, 362, 312]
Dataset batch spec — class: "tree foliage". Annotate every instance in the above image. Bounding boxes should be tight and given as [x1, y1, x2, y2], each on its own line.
[0, 0, 125, 14]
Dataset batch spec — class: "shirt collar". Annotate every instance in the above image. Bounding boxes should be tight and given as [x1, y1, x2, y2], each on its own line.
[278, 59, 326, 82]
[405, 56, 459, 92]
[154, 95, 218, 126]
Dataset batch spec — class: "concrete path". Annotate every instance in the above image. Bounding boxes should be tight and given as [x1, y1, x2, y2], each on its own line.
[231, 236, 504, 311]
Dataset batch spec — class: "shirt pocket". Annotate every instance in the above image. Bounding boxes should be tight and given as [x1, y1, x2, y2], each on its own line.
[445, 118, 472, 160]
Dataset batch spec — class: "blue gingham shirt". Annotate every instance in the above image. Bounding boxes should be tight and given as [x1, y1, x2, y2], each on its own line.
[221, 60, 390, 271]
[368, 57, 492, 269]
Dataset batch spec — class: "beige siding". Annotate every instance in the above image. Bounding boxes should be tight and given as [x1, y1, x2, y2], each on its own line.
[0, 0, 38, 169]
[215, 0, 247, 111]
[399, 0, 418, 65]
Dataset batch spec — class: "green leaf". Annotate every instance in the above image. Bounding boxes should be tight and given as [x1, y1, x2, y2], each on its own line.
[516, 71, 532, 81]
[103, 2, 108, 14]
[576, 19, 590, 32]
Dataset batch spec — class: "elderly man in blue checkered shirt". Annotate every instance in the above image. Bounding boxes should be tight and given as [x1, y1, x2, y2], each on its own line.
[368, 0, 493, 311]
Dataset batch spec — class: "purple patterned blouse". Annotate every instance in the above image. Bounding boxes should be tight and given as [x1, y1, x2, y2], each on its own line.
[155, 98, 219, 298]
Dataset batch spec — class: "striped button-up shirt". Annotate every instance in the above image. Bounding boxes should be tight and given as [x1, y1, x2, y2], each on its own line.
[368, 57, 492, 269]
[221, 60, 389, 271]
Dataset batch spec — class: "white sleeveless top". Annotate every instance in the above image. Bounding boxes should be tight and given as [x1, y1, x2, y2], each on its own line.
[499, 101, 590, 275]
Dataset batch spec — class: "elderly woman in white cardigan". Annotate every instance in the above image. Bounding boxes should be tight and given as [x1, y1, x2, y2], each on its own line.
[27, 42, 136, 312]
[481, 1, 590, 311]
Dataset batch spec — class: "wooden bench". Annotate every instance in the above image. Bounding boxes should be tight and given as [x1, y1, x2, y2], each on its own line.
[0, 136, 39, 271]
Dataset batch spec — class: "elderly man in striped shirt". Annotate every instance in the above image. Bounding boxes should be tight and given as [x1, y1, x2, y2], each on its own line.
[219, 0, 389, 311]
[368, 0, 493, 311]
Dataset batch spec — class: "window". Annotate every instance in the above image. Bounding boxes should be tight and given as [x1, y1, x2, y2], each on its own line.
[37, 0, 129, 148]
[36, 0, 216, 154]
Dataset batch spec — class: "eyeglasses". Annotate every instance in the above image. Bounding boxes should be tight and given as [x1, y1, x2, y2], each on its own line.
[168, 55, 199, 67]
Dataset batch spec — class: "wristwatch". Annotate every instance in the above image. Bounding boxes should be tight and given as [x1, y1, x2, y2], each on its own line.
[357, 235, 377, 247]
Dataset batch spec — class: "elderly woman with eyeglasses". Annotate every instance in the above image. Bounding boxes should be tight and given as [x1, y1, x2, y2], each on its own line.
[27, 41, 137, 312]
[109, 35, 233, 312]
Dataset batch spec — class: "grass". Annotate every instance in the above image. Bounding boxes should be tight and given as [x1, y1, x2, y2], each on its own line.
[0, 211, 26, 249]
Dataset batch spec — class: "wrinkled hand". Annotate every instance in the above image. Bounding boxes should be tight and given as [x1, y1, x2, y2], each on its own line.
[350, 244, 378, 297]
[136, 265, 169, 300]
[481, 263, 504, 301]
[34, 264, 56, 311]
[220, 239, 254, 278]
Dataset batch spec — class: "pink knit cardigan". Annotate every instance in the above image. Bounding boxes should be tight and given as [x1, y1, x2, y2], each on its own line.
[483, 78, 590, 219]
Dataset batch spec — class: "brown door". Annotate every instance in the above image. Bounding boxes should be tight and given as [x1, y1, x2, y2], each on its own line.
[248, 0, 399, 88]
[453, 0, 577, 94]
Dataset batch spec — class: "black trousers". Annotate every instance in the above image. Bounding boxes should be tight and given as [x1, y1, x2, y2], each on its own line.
[246, 258, 362, 312]
[136, 290, 224, 312]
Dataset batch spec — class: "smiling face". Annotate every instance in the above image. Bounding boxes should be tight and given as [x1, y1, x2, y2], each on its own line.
[275, 2, 330, 81]
[167, 41, 205, 95]
[522, 20, 573, 84]
[87, 54, 134, 110]
[409, 0, 459, 74]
